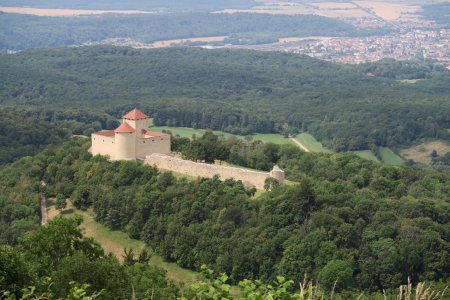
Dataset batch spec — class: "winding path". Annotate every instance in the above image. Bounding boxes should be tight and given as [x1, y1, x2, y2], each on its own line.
[40, 195, 48, 225]
[290, 138, 310, 152]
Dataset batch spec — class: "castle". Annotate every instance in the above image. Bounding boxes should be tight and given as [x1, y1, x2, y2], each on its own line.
[91, 108, 171, 161]
[92, 108, 284, 188]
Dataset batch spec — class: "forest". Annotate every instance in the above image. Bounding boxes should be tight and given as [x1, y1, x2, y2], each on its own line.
[0, 109, 120, 164]
[1, 46, 449, 153]
[422, 2, 450, 26]
[0, 138, 448, 298]
[0, 13, 361, 51]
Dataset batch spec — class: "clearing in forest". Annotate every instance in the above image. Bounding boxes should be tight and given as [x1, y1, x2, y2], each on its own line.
[294, 133, 332, 153]
[151, 126, 296, 145]
[379, 147, 404, 165]
[47, 202, 199, 287]
[400, 141, 450, 164]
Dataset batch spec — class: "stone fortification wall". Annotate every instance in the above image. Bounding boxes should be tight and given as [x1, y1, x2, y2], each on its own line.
[91, 135, 115, 160]
[136, 136, 171, 158]
[144, 153, 279, 189]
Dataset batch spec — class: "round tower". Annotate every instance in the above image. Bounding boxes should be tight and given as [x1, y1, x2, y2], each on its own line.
[269, 165, 285, 184]
[114, 122, 136, 160]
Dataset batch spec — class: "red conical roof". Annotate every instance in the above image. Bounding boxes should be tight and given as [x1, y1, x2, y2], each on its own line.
[114, 122, 135, 134]
[122, 108, 149, 120]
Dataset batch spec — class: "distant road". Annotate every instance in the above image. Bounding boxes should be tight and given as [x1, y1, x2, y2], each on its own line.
[290, 138, 310, 152]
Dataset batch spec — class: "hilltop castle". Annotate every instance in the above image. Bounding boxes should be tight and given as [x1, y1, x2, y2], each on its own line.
[91, 108, 170, 161]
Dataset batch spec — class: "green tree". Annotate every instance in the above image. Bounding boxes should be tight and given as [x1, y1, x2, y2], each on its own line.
[55, 193, 67, 211]
[317, 260, 353, 292]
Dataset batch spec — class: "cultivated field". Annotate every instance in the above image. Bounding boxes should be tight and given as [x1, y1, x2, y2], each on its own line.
[215, 0, 422, 21]
[353, 1, 421, 20]
[400, 140, 450, 164]
[0, 6, 151, 16]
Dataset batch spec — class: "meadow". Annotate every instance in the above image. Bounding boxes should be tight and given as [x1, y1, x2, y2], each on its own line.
[151, 126, 296, 145]
[379, 147, 404, 165]
[152, 125, 408, 165]
[47, 202, 200, 287]
[294, 133, 332, 153]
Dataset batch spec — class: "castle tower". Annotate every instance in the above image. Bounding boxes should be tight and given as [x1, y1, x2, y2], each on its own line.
[122, 108, 149, 138]
[269, 165, 285, 184]
[114, 122, 136, 160]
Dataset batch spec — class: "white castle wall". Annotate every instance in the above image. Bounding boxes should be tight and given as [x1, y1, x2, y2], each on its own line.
[91, 135, 115, 160]
[136, 136, 171, 158]
[115, 132, 136, 161]
[144, 153, 283, 189]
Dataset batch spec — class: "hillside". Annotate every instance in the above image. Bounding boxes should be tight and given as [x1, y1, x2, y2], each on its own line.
[0, 138, 449, 298]
[0, 13, 360, 51]
[1, 46, 449, 152]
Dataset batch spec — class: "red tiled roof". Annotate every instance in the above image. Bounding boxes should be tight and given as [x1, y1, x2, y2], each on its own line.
[93, 130, 115, 137]
[143, 130, 168, 137]
[122, 108, 149, 120]
[115, 122, 135, 133]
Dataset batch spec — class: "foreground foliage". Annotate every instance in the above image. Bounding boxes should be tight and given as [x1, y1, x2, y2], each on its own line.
[0, 139, 448, 296]
[0, 217, 179, 299]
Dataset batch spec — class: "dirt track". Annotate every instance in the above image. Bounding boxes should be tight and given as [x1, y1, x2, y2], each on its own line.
[290, 138, 310, 152]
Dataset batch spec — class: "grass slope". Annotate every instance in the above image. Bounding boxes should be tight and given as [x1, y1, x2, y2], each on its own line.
[379, 147, 404, 165]
[353, 150, 379, 162]
[48, 203, 199, 287]
[294, 133, 332, 153]
[151, 126, 295, 145]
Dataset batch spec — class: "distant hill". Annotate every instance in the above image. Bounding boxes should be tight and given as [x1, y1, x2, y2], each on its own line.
[0, 0, 257, 12]
[0, 12, 360, 51]
[1, 46, 449, 151]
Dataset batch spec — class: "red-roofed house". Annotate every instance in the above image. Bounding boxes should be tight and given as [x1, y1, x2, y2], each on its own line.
[91, 108, 170, 160]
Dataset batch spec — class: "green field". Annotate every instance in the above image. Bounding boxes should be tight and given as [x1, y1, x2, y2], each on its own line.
[151, 126, 232, 139]
[151, 126, 403, 166]
[294, 133, 332, 153]
[379, 147, 404, 165]
[252, 134, 294, 145]
[353, 150, 379, 162]
[151, 126, 295, 145]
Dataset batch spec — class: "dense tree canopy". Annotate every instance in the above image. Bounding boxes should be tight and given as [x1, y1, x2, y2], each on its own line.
[0, 13, 360, 51]
[1, 139, 448, 296]
[1, 47, 449, 152]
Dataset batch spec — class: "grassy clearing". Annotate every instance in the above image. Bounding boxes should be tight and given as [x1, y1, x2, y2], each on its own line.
[252, 134, 294, 145]
[379, 147, 404, 165]
[400, 140, 450, 165]
[151, 126, 234, 140]
[48, 203, 199, 287]
[294, 133, 332, 153]
[151, 126, 295, 145]
[353, 150, 379, 162]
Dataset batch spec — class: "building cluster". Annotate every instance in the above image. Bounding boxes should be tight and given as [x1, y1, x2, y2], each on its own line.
[281, 29, 450, 66]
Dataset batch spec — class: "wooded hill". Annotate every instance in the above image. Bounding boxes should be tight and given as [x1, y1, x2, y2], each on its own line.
[0, 138, 448, 298]
[1, 46, 449, 152]
[0, 13, 361, 51]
